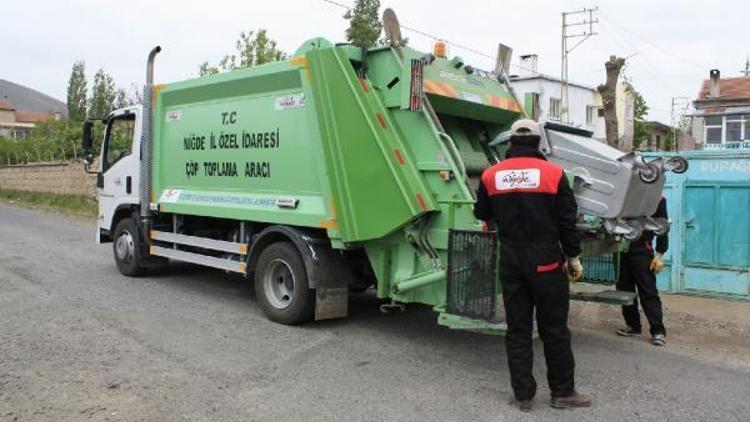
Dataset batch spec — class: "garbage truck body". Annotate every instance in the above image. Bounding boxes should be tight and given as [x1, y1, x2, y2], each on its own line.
[88, 37, 684, 332]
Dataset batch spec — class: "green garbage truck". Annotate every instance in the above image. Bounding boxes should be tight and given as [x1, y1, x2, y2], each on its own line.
[83, 20, 682, 333]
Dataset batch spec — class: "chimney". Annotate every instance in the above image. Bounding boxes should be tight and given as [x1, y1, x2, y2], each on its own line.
[519, 54, 538, 77]
[709, 69, 720, 97]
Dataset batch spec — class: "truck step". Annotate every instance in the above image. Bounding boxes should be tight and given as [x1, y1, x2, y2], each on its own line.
[569, 289, 636, 305]
[149, 246, 246, 274]
[150, 230, 248, 255]
[437, 312, 508, 336]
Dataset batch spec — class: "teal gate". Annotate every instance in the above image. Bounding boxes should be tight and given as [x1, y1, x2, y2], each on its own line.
[648, 151, 750, 299]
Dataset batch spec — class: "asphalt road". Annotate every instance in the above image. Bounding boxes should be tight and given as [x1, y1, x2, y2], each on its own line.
[1, 202, 749, 422]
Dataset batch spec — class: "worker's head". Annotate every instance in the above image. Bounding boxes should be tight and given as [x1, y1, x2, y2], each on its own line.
[509, 119, 541, 148]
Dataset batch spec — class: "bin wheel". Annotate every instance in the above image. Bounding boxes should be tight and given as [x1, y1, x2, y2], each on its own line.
[638, 163, 661, 184]
[254, 242, 314, 325]
[667, 156, 688, 174]
[113, 217, 146, 277]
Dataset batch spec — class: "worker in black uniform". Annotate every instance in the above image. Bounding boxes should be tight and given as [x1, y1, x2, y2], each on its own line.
[616, 197, 668, 346]
[474, 119, 591, 411]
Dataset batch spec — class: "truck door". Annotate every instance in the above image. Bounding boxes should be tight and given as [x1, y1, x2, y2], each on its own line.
[98, 108, 141, 234]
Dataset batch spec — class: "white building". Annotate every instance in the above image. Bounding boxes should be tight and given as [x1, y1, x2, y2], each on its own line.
[508, 54, 634, 148]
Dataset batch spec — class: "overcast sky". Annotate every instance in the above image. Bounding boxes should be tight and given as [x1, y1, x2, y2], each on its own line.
[2, 0, 748, 123]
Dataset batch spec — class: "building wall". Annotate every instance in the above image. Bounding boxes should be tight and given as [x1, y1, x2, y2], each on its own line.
[616, 83, 635, 151]
[511, 78, 605, 139]
[691, 111, 750, 150]
[0, 109, 15, 123]
[0, 160, 97, 198]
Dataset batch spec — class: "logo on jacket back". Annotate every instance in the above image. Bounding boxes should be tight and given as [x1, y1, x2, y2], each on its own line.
[495, 169, 541, 190]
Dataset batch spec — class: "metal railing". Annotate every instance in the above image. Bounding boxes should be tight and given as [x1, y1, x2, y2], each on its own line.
[703, 141, 750, 150]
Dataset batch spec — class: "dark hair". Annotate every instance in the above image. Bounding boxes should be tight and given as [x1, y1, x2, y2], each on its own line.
[509, 134, 541, 147]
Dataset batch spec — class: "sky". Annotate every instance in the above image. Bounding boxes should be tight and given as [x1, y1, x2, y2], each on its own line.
[2, 0, 748, 124]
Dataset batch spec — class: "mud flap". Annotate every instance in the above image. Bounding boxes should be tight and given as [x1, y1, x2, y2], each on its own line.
[313, 248, 349, 320]
[315, 287, 348, 320]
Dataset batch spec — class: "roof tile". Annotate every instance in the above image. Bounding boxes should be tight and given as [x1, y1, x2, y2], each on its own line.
[697, 76, 750, 99]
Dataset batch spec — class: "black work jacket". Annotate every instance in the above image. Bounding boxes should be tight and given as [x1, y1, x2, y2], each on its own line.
[474, 146, 581, 258]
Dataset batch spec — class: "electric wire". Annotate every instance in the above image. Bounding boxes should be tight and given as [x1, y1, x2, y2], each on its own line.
[320, 0, 546, 77]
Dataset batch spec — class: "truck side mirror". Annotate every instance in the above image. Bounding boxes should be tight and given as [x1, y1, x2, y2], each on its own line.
[82, 121, 96, 172]
[82, 121, 93, 153]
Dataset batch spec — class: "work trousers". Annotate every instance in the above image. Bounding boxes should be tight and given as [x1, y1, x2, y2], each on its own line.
[617, 249, 666, 336]
[500, 241, 575, 401]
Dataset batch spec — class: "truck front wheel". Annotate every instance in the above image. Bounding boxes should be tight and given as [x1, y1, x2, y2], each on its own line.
[113, 217, 146, 277]
[255, 242, 314, 325]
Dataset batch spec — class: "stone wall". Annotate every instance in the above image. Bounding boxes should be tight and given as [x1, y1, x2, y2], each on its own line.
[0, 160, 97, 198]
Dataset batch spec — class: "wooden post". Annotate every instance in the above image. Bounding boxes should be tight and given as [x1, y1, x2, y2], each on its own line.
[597, 55, 625, 148]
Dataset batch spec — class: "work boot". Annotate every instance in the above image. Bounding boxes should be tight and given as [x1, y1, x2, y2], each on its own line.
[550, 391, 592, 409]
[516, 399, 532, 412]
[651, 333, 666, 346]
[616, 326, 642, 337]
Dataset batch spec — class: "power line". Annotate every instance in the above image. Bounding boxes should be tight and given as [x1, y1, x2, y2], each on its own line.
[320, 0, 546, 77]
[598, 12, 703, 69]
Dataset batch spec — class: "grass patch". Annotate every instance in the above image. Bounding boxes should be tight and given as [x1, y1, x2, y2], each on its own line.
[0, 189, 97, 218]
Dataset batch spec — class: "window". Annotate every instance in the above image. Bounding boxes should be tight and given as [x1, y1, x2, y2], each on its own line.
[704, 114, 750, 145]
[586, 105, 600, 125]
[103, 114, 136, 171]
[549, 98, 561, 120]
[726, 116, 743, 142]
[704, 115, 722, 144]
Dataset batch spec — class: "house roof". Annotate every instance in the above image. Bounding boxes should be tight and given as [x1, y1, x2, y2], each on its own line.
[0, 79, 67, 117]
[645, 120, 671, 133]
[697, 76, 750, 100]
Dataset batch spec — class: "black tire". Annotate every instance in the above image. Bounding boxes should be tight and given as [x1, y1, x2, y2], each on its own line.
[254, 242, 314, 325]
[667, 156, 689, 174]
[638, 163, 661, 184]
[112, 217, 146, 277]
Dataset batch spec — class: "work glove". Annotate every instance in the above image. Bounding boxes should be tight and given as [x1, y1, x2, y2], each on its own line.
[650, 253, 665, 274]
[567, 256, 584, 283]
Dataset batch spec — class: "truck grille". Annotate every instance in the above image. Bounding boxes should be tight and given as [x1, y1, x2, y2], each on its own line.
[446, 230, 498, 321]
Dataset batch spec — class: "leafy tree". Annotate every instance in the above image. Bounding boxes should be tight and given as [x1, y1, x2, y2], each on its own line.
[199, 29, 287, 76]
[66, 61, 88, 121]
[114, 88, 130, 109]
[345, 0, 382, 48]
[89, 68, 117, 118]
[624, 81, 651, 150]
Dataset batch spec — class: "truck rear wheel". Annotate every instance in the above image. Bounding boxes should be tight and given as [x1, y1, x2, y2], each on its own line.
[113, 217, 146, 277]
[254, 242, 314, 325]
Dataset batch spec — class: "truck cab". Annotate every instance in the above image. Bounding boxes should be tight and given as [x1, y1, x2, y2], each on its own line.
[87, 106, 142, 243]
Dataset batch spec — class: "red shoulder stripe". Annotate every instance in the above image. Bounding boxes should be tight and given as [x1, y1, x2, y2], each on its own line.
[481, 157, 563, 196]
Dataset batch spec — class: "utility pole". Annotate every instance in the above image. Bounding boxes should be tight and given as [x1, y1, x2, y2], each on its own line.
[741, 56, 750, 77]
[670, 96, 691, 152]
[561, 6, 598, 124]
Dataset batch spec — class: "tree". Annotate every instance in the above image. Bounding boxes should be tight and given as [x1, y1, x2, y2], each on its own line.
[597, 55, 626, 148]
[89, 68, 117, 118]
[344, 0, 382, 48]
[66, 61, 88, 121]
[624, 81, 651, 150]
[114, 88, 131, 109]
[199, 29, 287, 76]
